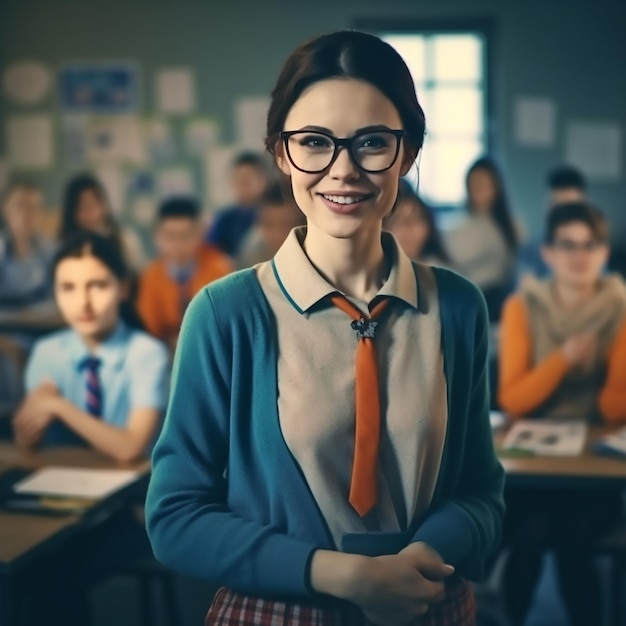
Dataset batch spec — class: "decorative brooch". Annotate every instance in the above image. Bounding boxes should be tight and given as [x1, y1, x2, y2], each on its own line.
[351, 318, 378, 339]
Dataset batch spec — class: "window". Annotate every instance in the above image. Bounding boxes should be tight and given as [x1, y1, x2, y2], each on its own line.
[370, 25, 490, 208]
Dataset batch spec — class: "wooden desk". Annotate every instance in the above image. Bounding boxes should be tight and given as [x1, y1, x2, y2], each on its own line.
[0, 443, 149, 626]
[495, 425, 626, 489]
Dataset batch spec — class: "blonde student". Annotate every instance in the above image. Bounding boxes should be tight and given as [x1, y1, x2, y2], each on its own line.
[14, 231, 169, 460]
[146, 30, 504, 626]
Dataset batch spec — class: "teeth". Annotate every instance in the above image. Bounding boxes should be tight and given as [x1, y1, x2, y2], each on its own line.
[322, 194, 367, 205]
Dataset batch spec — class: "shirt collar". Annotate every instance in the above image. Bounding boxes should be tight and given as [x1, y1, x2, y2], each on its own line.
[69, 321, 130, 371]
[271, 226, 419, 314]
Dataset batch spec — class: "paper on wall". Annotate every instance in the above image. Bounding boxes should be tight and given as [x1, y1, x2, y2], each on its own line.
[185, 118, 219, 156]
[235, 96, 270, 151]
[565, 121, 622, 180]
[2, 61, 52, 105]
[156, 69, 195, 114]
[86, 115, 146, 165]
[144, 117, 177, 161]
[205, 144, 238, 209]
[94, 165, 126, 216]
[514, 97, 555, 147]
[62, 114, 89, 165]
[131, 197, 157, 227]
[7, 114, 54, 169]
[157, 168, 194, 199]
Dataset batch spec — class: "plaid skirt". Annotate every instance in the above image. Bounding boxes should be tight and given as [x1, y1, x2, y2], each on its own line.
[206, 576, 475, 626]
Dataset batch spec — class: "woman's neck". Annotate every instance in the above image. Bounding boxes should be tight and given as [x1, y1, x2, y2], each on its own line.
[302, 223, 388, 302]
[553, 280, 599, 309]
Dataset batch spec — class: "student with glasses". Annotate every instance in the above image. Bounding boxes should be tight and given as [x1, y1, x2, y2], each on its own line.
[146, 30, 504, 626]
[498, 202, 626, 626]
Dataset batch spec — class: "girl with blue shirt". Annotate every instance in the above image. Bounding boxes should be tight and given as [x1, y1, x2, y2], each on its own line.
[147, 31, 504, 626]
[13, 231, 169, 626]
[14, 230, 169, 460]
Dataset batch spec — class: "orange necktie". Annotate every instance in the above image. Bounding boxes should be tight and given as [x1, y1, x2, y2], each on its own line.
[330, 294, 390, 517]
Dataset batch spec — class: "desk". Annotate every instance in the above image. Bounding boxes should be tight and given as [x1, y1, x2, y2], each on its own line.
[495, 425, 626, 489]
[0, 443, 149, 626]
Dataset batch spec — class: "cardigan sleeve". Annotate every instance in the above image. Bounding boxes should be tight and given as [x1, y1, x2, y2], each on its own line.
[599, 316, 626, 424]
[410, 274, 505, 581]
[497, 295, 571, 417]
[145, 287, 317, 597]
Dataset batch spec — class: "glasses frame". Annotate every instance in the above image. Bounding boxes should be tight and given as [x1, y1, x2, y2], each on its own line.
[279, 129, 406, 174]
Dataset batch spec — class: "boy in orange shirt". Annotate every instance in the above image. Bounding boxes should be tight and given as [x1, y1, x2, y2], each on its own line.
[138, 197, 232, 349]
[498, 202, 626, 626]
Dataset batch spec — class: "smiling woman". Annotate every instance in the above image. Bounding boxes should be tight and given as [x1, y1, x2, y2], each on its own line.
[146, 30, 504, 626]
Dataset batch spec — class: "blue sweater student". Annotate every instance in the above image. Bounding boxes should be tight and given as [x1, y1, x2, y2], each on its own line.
[147, 31, 504, 626]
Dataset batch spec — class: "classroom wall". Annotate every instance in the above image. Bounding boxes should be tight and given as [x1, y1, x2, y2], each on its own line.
[1, 0, 625, 242]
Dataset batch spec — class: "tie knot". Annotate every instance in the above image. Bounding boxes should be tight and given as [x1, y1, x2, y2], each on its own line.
[330, 294, 390, 340]
[81, 356, 101, 372]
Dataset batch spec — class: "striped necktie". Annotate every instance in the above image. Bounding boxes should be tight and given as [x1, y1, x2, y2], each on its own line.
[329, 294, 390, 517]
[82, 356, 103, 418]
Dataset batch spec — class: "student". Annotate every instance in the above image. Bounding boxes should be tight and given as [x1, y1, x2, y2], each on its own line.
[236, 181, 305, 268]
[60, 172, 148, 270]
[498, 203, 626, 626]
[13, 231, 169, 459]
[137, 197, 232, 349]
[146, 30, 504, 626]
[205, 151, 270, 256]
[444, 157, 519, 321]
[383, 179, 451, 267]
[518, 165, 588, 279]
[0, 182, 59, 408]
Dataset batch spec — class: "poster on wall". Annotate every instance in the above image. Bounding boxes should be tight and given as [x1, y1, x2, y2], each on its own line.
[85, 116, 146, 165]
[7, 114, 54, 169]
[514, 97, 556, 148]
[565, 121, 622, 180]
[3, 61, 52, 105]
[156, 68, 195, 115]
[59, 62, 140, 113]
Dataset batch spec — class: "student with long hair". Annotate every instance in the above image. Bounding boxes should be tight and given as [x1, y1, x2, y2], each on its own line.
[14, 231, 168, 458]
[146, 30, 504, 626]
[383, 179, 451, 267]
[60, 172, 147, 270]
[445, 156, 519, 320]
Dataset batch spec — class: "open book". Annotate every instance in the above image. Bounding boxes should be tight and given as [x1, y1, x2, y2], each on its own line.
[502, 420, 588, 456]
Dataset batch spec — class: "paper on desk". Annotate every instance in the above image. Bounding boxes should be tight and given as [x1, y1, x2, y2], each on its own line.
[13, 466, 139, 499]
[503, 420, 587, 456]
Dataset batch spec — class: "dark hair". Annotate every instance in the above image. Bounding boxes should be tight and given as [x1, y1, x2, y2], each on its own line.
[545, 202, 608, 245]
[384, 180, 450, 262]
[157, 197, 200, 222]
[265, 30, 426, 157]
[59, 173, 120, 242]
[466, 156, 518, 252]
[546, 165, 586, 191]
[52, 231, 144, 330]
[260, 181, 286, 206]
[233, 151, 267, 171]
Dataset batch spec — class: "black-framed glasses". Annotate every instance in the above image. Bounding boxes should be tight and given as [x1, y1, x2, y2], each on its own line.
[280, 129, 405, 174]
[552, 239, 605, 253]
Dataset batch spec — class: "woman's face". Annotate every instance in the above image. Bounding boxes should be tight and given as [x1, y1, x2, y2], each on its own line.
[387, 200, 430, 261]
[276, 78, 413, 241]
[3, 188, 43, 240]
[55, 254, 126, 342]
[468, 168, 498, 215]
[76, 189, 109, 233]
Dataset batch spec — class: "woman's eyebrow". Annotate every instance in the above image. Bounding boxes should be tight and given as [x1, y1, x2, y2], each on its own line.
[293, 124, 396, 135]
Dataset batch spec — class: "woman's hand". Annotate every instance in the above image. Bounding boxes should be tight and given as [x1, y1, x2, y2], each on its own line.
[12, 381, 60, 448]
[310, 543, 454, 626]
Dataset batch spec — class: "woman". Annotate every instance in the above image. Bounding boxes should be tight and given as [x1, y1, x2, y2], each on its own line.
[383, 179, 451, 267]
[146, 31, 504, 626]
[59, 172, 147, 270]
[445, 157, 519, 320]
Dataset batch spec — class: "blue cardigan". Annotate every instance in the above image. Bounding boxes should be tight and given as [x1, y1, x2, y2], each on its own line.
[145, 266, 505, 598]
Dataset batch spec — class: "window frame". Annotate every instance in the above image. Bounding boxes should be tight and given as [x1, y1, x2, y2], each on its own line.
[354, 17, 495, 209]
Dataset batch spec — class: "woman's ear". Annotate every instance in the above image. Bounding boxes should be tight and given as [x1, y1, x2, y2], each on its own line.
[274, 142, 292, 177]
[400, 147, 419, 177]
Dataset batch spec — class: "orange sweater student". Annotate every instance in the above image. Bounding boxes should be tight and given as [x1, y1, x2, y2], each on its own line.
[498, 202, 626, 626]
[138, 198, 232, 347]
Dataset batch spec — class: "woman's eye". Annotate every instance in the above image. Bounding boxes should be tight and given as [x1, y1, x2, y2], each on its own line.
[299, 135, 332, 149]
[357, 135, 389, 150]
